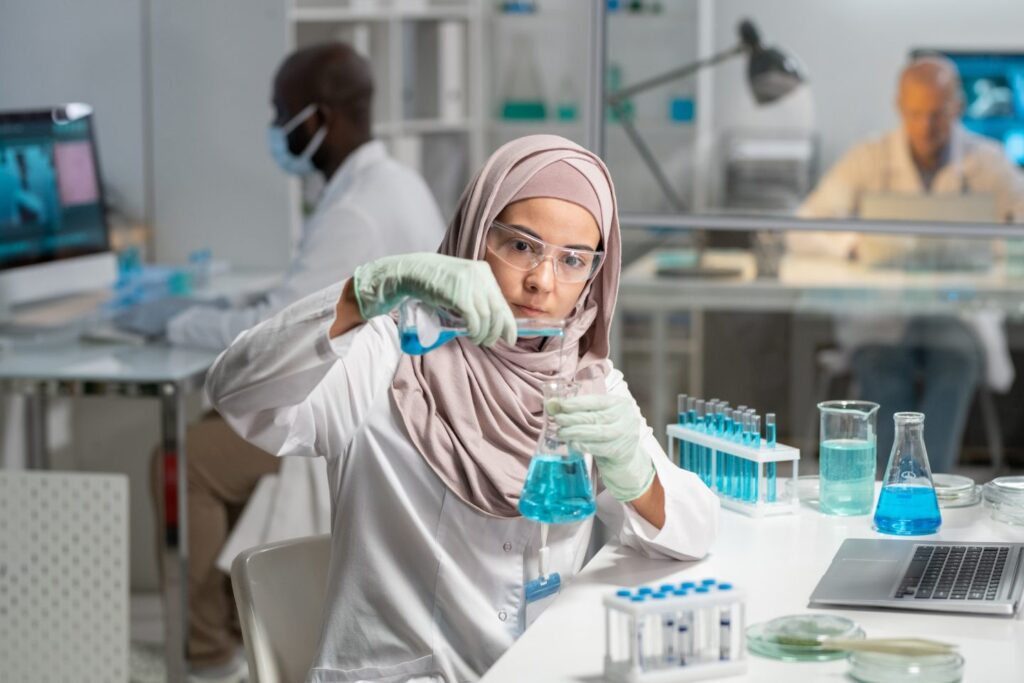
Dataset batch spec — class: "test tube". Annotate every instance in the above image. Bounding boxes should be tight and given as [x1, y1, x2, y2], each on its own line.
[662, 610, 677, 666]
[719, 609, 732, 661]
[630, 597, 645, 671]
[685, 397, 697, 472]
[766, 413, 777, 503]
[694, 400, 706, 482]
[719, 408, 733, 492]
[676, 394, 688, 469]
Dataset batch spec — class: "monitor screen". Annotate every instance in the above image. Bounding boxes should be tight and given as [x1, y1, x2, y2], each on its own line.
[914, 51, 1024, 167]
[0, 106, 109, 271]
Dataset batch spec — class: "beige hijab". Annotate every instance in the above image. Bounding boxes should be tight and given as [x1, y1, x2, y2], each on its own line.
[389, 135, 621, 518]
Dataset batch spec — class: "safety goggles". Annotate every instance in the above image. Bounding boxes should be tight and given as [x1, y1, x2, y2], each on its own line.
[486, 221, 604, 283]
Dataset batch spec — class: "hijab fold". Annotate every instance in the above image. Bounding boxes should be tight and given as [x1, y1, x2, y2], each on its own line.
[390, 135, 621, 518]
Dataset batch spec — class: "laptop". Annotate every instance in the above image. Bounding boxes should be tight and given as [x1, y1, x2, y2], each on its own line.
[810, 539, 1024, 616]
[857, 193, 998, 271]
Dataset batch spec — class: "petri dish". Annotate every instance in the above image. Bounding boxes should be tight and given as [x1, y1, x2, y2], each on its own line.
[932, 474, 980, 508]
[746, 614, 865, 662]
[786, 475, 821, 506]
[982, 477, 1024, 525]
[848, 650, 964, 683]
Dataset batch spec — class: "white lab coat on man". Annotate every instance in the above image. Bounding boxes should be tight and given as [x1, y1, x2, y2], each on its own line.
[791, 125, 1024, 390]
[206, 282, 720, 681]
[166, 140, 447, 569]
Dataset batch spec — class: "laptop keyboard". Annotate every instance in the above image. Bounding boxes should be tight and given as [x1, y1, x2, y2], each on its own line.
[896, 545, 1009, 600]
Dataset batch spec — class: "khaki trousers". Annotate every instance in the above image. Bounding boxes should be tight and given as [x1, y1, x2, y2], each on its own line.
[152, 413, 280, 668]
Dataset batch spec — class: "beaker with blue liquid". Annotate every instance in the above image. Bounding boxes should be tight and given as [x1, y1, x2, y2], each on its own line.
[817, 401, 879, 516]
[874, 412, 942, 535]
[518, 381, 596, 524]
[398, 299, 565, 354]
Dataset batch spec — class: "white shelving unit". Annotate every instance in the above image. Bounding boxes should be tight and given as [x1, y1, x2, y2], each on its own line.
[288, 0, 486, 223]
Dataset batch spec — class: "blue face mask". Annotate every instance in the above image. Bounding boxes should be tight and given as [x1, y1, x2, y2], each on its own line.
[267, 104, 328, 176]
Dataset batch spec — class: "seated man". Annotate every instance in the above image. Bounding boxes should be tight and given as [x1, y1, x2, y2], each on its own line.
[793, 55, 1024, 471]
[151, 42, 446, 682]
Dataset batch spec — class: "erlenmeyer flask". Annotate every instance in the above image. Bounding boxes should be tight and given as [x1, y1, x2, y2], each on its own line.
[397, 299, 565, 355]
[874, 412, 942, 535]
[518, 381, 596, 524]
[500, 34, 547, 120]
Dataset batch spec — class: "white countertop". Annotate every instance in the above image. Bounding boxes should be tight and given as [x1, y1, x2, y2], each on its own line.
[482, 492, 1024, 683]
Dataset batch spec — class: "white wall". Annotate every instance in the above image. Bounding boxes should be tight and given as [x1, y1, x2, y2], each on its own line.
[708, 0, 1024, 173]
[0, 0, 147, 222]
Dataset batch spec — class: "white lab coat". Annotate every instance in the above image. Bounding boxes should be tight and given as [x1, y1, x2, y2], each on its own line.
[792, 126, 1024, 390]
[206, 281, 721, 682]
[177, 140, 446, 570]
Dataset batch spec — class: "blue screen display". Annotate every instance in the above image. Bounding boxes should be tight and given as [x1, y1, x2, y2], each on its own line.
[0, 110, 108, 270]
[939, 52, 1024, 166]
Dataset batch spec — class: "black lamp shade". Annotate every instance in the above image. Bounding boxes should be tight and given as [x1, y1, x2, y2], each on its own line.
[748, 46, 805, 104]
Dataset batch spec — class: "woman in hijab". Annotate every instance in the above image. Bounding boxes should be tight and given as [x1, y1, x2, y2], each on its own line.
[207, 135, 718, 682]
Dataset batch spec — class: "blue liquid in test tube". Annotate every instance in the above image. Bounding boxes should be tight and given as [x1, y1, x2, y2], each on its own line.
[751, 414, 762, 503]
[694, 400, 706, 484]
[677, 394, 688, 469]
[719, 408, 733, 492]
[766, 413, 777, 502]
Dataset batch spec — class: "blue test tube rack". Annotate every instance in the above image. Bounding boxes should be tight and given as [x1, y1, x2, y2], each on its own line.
[667, 423, 800, 517]
[603, 581, 747, 682]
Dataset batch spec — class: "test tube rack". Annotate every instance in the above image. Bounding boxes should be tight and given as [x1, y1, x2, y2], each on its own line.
[667, 424, 800, 517]
[602, 581, 746, 682]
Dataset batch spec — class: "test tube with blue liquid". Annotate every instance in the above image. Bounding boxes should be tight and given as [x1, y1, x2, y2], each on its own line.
[766, 413, 777, 502]
[694, 400, 706, 483]
[676, 395, 688, 469]
[719, 407, 732, 492]
[750, 414, 761, 503]
[685, 397, 696, 472]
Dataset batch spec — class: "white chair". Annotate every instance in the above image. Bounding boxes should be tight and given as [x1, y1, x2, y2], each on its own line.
[0, 470, 129, 683]
[231, 535, 331, 683]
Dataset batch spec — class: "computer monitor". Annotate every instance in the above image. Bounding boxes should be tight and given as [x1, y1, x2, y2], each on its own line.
[0, 104, 115, 320]
[912, 50, 1024, 167]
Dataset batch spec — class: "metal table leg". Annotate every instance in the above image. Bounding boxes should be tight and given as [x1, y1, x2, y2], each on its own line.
[160, 382, 189, 682]
[24, 383, 49, 470]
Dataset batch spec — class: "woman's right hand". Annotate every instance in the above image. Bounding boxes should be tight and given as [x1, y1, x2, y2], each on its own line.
[351, 253, 516, 346]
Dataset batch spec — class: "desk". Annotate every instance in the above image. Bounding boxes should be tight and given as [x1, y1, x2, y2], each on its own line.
[616, 250, 1024, 443]
[0, 269, 280, 682]
[482, 496, 1024, 682]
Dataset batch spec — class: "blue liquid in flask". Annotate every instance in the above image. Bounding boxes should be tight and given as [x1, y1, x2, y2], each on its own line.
[518, 452, 596, 524]
[400, 328, 459, 355]
[874, 485, 941, 535]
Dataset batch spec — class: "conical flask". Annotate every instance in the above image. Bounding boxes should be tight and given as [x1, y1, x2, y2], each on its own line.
[500, 34, 547, 120]
[518, 381, 596, 524]
[873, 412, 942, 535]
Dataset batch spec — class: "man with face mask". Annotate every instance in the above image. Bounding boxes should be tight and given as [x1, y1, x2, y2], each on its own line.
[148, 43, 445, 683]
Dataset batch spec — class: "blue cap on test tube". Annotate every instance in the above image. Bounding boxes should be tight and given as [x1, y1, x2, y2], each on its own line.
[718, 583, 733, 591]
[616, 589, 631, 598]
[680, 581, 696, 590]
[695, 587, 711, 594]
[659, 584, 675, 593]
[638, 587, 654, 595]
[701, 579, 716, 586]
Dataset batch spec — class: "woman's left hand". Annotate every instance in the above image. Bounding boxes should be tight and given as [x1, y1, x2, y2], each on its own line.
[547, 393, 655, 502]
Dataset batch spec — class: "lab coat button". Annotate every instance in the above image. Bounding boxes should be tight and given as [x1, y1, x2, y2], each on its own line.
[498, 610, 508, 622]
[503, 542, 512, 552]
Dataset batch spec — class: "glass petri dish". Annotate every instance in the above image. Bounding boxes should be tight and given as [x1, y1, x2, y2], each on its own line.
[786, 475, 820, 506]
[982, 477, 1024, 525]
[848, 650, 964, 683]
[746, 614, 865, 662]
[932, 474, 980, 508]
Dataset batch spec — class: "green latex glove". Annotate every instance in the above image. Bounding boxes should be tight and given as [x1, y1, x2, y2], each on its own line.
[353, 253, 516, 347]
[548, 393, 656, 502]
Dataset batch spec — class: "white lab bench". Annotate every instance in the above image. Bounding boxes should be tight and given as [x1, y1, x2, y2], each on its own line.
[482, 488, 1024, 683]
[0, 269, 281, 683]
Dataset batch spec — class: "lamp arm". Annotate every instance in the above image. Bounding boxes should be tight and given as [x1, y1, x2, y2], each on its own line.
[611, 102, 687, 212]
[608, 43, 745, 104]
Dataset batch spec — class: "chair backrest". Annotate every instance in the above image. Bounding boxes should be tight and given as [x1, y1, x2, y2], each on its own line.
[231, 534, 331, 683]
[0, 470, 129, 683]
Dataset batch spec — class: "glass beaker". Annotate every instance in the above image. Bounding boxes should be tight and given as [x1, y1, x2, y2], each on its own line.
[499, 34, 547, 120]
[817, 401, 879, 516]
[518, 381, 596, 524]
[874, 412, 942, 535]
[397, 299, 564, 354]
